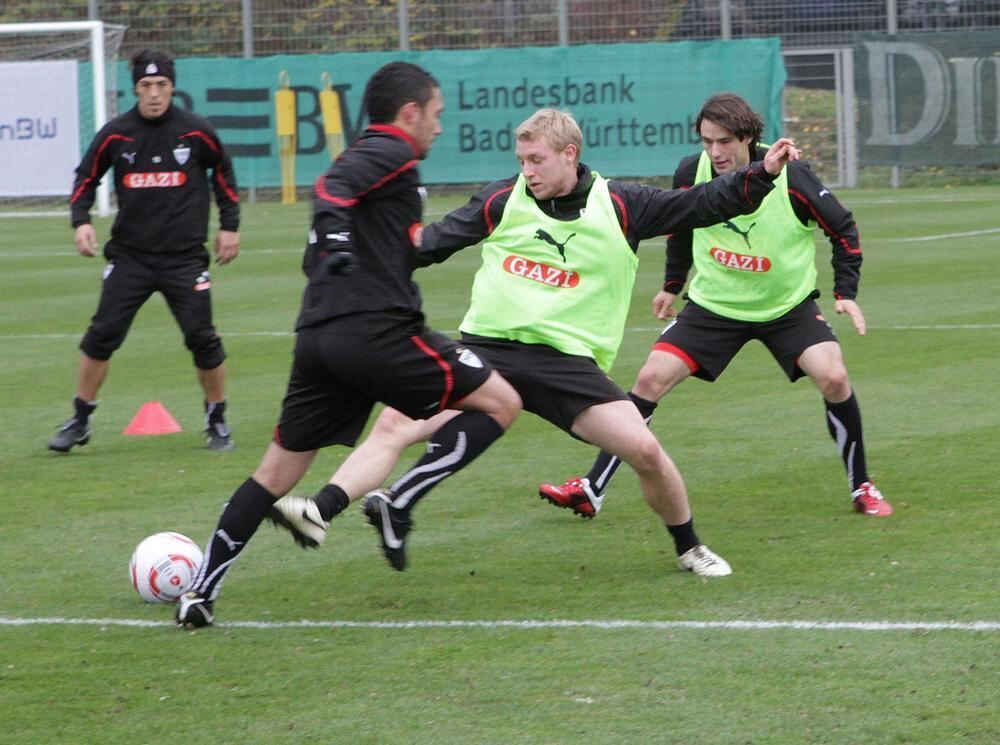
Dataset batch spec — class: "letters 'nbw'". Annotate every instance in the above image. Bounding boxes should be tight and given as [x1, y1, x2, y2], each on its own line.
[124, 172, 187, 188]
[503, 255, 580, 287]
[709, 247, 772, 272]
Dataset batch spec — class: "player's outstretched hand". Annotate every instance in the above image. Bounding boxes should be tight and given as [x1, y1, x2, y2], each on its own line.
[835, 298, 867, 336]
[763, 138, 801, 176]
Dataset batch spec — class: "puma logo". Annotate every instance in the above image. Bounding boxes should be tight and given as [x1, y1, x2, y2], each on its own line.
[722, 220, 756, 250]
[534, 229, 576, 262]
[216, 529, 243, 552]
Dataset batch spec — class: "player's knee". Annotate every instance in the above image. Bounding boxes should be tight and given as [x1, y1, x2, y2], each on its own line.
[187, 328, 225, 369]
[369, 408, 430, 448]
[80, 321, 124, 360]
[493, 390, 521, 430]
[634, 357, 682, 400]
[483, 375, 522, 430]
[624, 433, 666, 475]
[814, 366, 851, 399]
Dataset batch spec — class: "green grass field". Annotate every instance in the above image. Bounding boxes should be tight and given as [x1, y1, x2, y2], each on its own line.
[1, 186, 998, 744]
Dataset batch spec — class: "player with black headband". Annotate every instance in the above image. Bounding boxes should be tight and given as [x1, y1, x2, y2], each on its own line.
[50, 49, 241, 453]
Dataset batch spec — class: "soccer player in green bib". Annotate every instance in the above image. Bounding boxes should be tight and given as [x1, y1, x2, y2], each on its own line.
[270, 108, 801, 577]
[541, 93, 892, 519]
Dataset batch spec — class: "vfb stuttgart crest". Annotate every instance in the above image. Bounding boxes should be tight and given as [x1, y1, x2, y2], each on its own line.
[172, 144, 191, 165]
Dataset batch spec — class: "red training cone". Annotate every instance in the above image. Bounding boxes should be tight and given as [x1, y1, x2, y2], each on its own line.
[123, 401, 184, 435]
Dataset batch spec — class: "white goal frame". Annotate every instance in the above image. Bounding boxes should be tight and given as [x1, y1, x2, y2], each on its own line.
[0, 20, 115, 215]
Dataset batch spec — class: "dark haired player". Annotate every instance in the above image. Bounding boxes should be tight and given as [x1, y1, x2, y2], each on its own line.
[176, 61, 520, 629]
[49, 49, 240, 453]
[540, 93, 892, 519]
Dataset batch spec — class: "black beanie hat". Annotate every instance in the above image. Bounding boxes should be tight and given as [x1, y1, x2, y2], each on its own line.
[131, 49, 175, 85]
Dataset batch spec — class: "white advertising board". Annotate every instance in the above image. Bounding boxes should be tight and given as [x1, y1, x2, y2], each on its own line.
[0, 61, 81, 196]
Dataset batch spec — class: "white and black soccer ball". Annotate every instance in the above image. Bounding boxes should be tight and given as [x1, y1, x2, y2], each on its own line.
[129, 532, 204, 603]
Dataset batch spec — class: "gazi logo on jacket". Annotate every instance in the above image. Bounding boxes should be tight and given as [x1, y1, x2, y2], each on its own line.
[124, 171, 187, 188]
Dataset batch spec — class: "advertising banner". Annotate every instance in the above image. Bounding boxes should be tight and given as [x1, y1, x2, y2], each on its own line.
[856, 32, 1000, 166]
[0, 61, 81, 196]
[111, 39, 785, 187]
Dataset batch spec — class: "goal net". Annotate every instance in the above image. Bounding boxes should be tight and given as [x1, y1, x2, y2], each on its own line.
[0, 21, 126, 216]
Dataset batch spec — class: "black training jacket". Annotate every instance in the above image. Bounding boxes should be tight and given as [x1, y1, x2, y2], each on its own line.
[296, 125, 428, 330]
[70, 104, 239, 254]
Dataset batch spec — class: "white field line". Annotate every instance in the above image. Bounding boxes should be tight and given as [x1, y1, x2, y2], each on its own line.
[2, 223, 996, 260]
[0, 616, 997, 632]
[853, 193, 1000, 205]
[5, 323, 1000, 342]
[0, 248, 307, 258]
[881, 227, 1000, 242]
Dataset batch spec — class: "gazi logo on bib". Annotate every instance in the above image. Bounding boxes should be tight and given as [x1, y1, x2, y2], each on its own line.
[709, 247, 772, 273]
[503, 255, 580, 288]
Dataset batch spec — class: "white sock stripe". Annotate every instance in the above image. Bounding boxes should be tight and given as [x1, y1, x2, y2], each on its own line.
[201, 558, 238, 597]
[827, 410, 857, 488]
[391, 432, 467, 493]
[593, 458, 620, 492]
[827, 410, 849, 455]
[190, 542, 214, 588]
[393, 471, 453, 509]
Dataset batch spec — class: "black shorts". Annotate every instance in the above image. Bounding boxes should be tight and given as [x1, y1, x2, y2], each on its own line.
[654, 296, 838, 382]
[461, 334, 627, 433]
[276, 313, 492, 451]
[80, 246, 223, 368]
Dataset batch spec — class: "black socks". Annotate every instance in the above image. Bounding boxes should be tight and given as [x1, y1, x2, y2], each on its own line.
[190, 478, 275, 599]
[314, 483, 351, 522]
[205, 399, 227, 426]
[824, 392, 869, 490]
[73, 396, 97, 423]
[666, 519, 699, 556]
[388, 411, 505, 514]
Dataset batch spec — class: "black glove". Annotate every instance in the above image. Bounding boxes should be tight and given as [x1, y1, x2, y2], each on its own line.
[323, 250, 358, 276]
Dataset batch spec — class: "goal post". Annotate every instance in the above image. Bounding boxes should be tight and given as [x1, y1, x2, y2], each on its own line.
[0, 20, 126, 216]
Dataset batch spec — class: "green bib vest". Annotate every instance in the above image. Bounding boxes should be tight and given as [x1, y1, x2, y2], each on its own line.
[460, 173, 637, 371]
[688, 150, 816, 322]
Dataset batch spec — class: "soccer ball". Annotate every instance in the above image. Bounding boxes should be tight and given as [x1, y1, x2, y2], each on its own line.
[129, 532, 204, 603]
